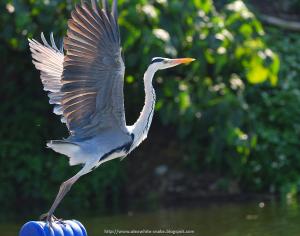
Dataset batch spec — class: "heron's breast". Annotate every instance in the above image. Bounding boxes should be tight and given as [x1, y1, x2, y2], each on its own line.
[90, 149, 127, 172]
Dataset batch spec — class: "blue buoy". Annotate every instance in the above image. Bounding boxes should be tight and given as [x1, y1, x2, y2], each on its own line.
[60, 224, 74, 236]
[64, 221, 83, 236]
[19, 220, 87, 236]
[73, 221, 87, 236]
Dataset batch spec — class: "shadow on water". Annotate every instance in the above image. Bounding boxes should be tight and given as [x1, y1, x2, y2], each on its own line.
[2, 200, 300, 236]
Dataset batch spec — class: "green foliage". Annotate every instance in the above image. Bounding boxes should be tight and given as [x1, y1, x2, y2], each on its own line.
[1, 0, 298, 218]
[242, 29, 300, 196]
[131, 0, 280, 183]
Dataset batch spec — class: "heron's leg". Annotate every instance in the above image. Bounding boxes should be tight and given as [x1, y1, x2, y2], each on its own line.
[41, 174, 80, 223]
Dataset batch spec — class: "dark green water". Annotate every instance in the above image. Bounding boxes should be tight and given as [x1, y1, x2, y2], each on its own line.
[2, 200, 300, 236]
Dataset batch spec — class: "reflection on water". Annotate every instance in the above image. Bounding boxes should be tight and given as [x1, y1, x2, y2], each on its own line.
[2, 200, 300, 236]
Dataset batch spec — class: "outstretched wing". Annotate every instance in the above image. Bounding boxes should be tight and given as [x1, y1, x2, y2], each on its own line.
[28, 33, 67, 123]
[62, 0, 127, 138]
[29, 0, 128, 139]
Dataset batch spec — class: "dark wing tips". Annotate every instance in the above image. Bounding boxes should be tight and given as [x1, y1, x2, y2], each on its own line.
[112, 0, 118, 20]
[41, 32, 50, 47]
[112, 0, 120, 44]
[102, 0, 109, 12]
[39, 32, 62, 53]
[84, 0, 118, 18]
[50, 32, 59, 51]
[91, 0, 98, 12]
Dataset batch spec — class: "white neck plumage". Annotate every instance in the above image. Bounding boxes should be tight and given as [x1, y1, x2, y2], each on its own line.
[129, 65, 157, 150]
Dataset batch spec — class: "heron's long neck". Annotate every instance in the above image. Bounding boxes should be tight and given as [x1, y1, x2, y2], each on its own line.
[131, 66, 157, 149]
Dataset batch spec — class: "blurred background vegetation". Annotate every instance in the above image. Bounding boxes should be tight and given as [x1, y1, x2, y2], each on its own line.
[0, 0, 300, 221]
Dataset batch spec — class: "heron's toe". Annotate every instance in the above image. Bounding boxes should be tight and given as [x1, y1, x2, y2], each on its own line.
[39, 212, 49, 221]
[40, 212, 53, 223]
[40, 213, 65, 226]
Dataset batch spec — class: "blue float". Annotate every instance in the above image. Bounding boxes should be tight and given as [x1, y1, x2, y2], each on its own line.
[19, 220, 88, 236]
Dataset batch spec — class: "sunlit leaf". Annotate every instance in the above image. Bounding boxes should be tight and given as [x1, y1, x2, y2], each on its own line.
[247, 59, 269, 84]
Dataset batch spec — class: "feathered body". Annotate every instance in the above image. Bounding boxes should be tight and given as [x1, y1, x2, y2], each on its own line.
[28, 0, 194, 223]
[47, 65, 157, 174]
[29, 0, 157, 177]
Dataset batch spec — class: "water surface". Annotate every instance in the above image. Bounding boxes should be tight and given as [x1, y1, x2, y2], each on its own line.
[2, 200, 300, 236]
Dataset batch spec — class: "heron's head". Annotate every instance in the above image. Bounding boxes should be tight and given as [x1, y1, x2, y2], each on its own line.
[150, 57, 195, 70]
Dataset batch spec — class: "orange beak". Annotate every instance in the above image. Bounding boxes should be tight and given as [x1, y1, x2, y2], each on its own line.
[172, 58, 196, 65]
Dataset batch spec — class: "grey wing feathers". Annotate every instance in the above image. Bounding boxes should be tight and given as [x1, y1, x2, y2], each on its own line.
[29, 0, 127, 139]
[28, 33, 66, 123]
[62, 0, 127, 138]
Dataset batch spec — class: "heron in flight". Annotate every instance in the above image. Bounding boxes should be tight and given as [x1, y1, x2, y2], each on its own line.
[28, 0, 194, 224]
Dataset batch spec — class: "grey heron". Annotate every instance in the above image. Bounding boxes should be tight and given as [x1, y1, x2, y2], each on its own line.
[28, 0, 195, 224]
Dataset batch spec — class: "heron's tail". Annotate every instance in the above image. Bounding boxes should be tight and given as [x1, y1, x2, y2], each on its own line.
[47, 140, 82, 166]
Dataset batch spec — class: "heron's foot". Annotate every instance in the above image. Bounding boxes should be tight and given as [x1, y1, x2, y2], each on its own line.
[40, 213, 65, 227]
